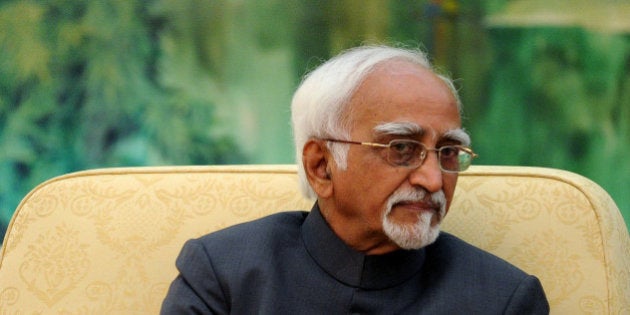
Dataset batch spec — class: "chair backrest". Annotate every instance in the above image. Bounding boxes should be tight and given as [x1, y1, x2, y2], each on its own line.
[0, 165, 628, 314]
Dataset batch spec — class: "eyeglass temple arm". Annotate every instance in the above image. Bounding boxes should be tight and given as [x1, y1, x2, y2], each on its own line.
[323, 139, 390, 148]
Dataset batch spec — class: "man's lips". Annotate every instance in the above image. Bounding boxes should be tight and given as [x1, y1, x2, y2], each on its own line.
[394, 200, 440, 213]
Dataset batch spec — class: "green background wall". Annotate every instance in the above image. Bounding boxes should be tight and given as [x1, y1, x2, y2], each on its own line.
[1, 0, 629, 240]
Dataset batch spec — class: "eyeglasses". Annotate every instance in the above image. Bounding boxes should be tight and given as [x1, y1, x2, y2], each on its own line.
[324, 138, 478, 173]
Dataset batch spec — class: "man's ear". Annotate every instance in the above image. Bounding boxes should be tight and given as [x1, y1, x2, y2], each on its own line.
[302, 140, 333, 198]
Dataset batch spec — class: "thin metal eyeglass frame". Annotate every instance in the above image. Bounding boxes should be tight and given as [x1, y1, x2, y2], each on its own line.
[323, 138, 478, 173]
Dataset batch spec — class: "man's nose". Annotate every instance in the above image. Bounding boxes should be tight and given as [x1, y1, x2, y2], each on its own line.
[408, 151, 443, 193]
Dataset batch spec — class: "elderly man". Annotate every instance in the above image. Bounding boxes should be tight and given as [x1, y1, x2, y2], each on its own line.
[161, 45, 549, 314]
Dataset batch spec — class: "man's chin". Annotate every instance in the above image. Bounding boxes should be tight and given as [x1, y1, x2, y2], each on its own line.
[382, 214, 441, 250]
[388, 208, 442, 228]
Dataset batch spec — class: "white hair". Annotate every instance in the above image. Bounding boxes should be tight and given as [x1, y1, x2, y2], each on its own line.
[291, 45, 462, 199]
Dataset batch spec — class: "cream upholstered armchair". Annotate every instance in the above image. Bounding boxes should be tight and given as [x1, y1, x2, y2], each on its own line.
[0, 165, 628, 314]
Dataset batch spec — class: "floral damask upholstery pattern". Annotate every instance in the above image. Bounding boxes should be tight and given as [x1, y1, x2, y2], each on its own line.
[0, 165, 628, 314]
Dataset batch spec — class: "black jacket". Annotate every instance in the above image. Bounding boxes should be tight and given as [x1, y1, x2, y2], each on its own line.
[161, 204, 549, 314]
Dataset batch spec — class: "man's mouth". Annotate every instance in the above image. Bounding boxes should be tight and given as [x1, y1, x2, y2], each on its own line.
[394, 200, 440, 214]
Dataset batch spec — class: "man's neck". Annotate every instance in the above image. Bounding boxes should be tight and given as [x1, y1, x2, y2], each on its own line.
[319, 202, 401, 255]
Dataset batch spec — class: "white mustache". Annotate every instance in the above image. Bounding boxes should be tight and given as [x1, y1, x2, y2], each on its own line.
[385, 188, 447, 218]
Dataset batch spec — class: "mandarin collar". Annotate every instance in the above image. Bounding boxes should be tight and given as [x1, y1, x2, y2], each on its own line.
[301, 203, 426, 290]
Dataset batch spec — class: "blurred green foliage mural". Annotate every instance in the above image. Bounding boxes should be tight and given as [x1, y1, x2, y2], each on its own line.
[1, 0, 629, 239]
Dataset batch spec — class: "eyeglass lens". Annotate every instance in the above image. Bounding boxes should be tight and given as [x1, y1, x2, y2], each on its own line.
[387, 140, 472, 172]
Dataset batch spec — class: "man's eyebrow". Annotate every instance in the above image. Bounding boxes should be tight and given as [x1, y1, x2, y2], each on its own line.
[373, 123, 471, 146]
[373, 122, 423, 136]
[443, 128, 471, 146]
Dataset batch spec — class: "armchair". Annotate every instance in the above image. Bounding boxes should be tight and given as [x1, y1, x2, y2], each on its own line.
[0, 165, 628, 314]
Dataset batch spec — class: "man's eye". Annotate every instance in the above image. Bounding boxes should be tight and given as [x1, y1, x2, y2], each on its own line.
[440, 146, 459, 157]
[390, 141, 416, 154]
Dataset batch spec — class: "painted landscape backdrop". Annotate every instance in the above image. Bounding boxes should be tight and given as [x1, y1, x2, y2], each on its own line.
[1, 0, 629, 239]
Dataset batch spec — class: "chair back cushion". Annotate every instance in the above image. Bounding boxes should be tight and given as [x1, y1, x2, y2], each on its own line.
[0, 165, 628, 314]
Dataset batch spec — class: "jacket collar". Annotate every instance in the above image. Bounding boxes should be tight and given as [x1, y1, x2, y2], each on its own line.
[301, 203, 426, 290]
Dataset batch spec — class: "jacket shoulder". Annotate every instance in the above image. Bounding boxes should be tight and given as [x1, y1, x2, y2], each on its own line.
[192, 210, 308, 254]
[427, 232, 531, 283]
